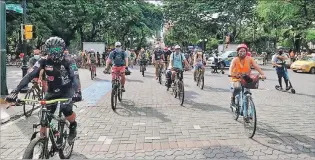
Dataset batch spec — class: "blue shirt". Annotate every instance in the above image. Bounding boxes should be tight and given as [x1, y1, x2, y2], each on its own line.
[109, 49, 128, 66]
[170, 52, 185, 69]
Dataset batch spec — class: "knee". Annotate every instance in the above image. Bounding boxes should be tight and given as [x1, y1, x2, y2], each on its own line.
[62, 104, 73, 117]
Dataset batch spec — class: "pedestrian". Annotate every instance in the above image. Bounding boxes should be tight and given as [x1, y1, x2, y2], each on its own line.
[97, 51, 101, 67]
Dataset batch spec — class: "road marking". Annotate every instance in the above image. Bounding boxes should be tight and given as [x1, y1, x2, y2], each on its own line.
[145, 137, 161, 140]
[133, 123, 145, 126]
[193, 125, 201, 129]
[104, 138, 113, 144]
[97, 136, 107, 142]
[82, 81, 112, 105]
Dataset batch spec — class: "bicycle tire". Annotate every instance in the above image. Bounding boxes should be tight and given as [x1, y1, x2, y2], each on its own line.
[24, 89, 36, 117]
[22, 137, 48, 159]
[178, 81, 185, 106]
[58, 122, 74, 159]
[196, 72, 200, 86]
[142, 66, 145, 77]
[111, 87, 117, 110]
[200, 75, 204, 90]
[118, 84, 122, 102]
[244, 96, 257, 138]
[158, 68, 162, 84]
[90, 67, 94, 80]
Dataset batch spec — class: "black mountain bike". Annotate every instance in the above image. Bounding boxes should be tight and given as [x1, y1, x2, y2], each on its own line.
[109, 71, 123, 110]
[17, 98, 76, 159]
[140, 59, 147, 77]
[172, 68, 185, 106]
[196, 67, 204, 90]
[24, 80, 45, 117]
[157, 63, 163, 84]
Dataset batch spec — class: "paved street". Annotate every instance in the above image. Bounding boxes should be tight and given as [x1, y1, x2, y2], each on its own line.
[0, 65, 315, 159]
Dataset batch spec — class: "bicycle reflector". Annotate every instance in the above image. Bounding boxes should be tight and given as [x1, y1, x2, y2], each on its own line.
[40, 100, 46, 105]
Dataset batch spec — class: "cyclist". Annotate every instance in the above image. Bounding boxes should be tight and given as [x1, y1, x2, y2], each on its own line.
[165, 45, 189, 87]
[5, 37, 82, 141]
[193, 50, 206, 81]
[152, 45, 165, 80]
[104, 42, 129, 92]
[138, 48, 147, 71]
[229, 44, 265, 106]
[129, 49, 136, 68]
[272, 49, 289, 91]
[28, 49, 48, 93]
[87, 49, 98, 77]
[163, 47, 172, 71]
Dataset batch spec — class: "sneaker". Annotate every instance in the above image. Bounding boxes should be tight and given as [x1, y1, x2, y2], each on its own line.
[244, 117, 250, 123]
[68, 121, 77, 142]
[286, 86, 290, 91]
[121, 86, 125, 92]
[95, 73, 97, 77]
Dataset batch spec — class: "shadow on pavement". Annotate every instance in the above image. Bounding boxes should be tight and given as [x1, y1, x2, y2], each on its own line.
[116, 99, 172, 122]
[295, 92, 315, 99]
[203, 86, 230, 93]
[127, 79, 144, 83]
[92, 77, 111, 82]
[183, 99, 230, 113]
[254, 122, 315, 157]
[201, 146, 249, 159]
[71, 152, 89, 159]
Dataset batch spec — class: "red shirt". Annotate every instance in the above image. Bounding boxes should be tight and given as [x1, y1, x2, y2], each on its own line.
[246, 52, 251, 57]
[19, 53, 24, 58]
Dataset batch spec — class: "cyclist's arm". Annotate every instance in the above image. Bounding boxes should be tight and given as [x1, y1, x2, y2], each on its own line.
[105, 52, 113, 69]
[229, 58, 237, 76]
[39, 69, 45, 81]
[169, 53, 174, 68]
[15, 59, 44, 91]
[250, 57, 264, 76]
[66, 56, 81, 92]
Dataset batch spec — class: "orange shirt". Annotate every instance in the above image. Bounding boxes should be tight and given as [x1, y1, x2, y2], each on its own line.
[231, 57, 252, 82]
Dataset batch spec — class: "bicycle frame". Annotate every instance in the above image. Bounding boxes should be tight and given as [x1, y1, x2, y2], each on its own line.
[112, 71, 122, 88]
[235, 86, 252, 117]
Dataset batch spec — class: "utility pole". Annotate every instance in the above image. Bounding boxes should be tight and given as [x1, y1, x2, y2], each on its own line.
[0, 0, 9, 102]
[20, 0, 28, 93]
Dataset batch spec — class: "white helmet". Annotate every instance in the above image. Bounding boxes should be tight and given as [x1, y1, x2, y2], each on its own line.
[115, 42, 121, 47]
[155, 44, 160, 49]
[174, 45, 180, 49]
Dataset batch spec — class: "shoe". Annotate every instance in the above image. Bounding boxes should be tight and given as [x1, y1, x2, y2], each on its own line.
[244, 117, 250, 123]
[95, 73, 97, 76]
[68, 121, 77, 142]
[121, 86, 125, 92]
[286, 86, 290, 91]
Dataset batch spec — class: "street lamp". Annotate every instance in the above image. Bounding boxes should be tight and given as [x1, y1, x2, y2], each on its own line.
[20, 0, 29, 93]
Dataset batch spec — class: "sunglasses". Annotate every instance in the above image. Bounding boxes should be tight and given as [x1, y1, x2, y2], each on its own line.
[48, 47, 62, 53]
[116, 45, 121, 47]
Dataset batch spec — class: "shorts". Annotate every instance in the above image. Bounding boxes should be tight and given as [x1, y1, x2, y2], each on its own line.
[194, 63, 204, 70]
[44, 88, 74, 117]
[112, 66, 125, 79]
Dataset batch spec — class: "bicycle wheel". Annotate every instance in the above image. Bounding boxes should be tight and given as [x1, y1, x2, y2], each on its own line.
[244, 96, 257, 138]
[111, 86, 117, 110]
[158, 68, 162, 84]
[24, 89, 36, 117]
[58, 122, 74, 159]
[178, 81, 185, 105]
[200, 75, 204, 90]
[22, 137, 48, 159]
[90, 67, 94, 80]
[196, 72, 200, 86]
[118, 84, 122, 102]
[142, 66, 145, 77]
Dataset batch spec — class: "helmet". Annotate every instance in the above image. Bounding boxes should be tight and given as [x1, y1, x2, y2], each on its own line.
[155, 44, 160, 49]
[236, 44, 248, 52]
[115, 42, 121, 47]
[174, 45, 180, 49]
[164, 47, 168, 51]
[45, 37, 66, 63]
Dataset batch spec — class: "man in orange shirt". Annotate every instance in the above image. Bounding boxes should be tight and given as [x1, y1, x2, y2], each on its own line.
[229, 44, 265, 106]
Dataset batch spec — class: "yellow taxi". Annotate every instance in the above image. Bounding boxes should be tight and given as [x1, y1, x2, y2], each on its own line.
[290, 55, 315, 74]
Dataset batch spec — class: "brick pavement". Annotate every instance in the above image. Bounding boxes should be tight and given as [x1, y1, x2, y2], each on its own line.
[0, 65, 315, 159]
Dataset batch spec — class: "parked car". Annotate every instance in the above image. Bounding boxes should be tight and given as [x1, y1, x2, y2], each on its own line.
[290, 55, 315, 74]
[207, 51, 237, 68]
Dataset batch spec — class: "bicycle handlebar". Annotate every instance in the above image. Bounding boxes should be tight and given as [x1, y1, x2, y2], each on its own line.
[6, 98, 72, 109]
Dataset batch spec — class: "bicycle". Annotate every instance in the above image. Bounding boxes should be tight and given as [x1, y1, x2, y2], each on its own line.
[23, 80, 45, 117]
[156, 63, 163, 84]
[139, 59, 147, 77]
[8, 98, 76, 159]
[228, 74, 264, 138]
[90, 63, 97, 80]
[196, 66, 204, 90]
[172, 68, 185, 106]
[106, 71, 123, 110]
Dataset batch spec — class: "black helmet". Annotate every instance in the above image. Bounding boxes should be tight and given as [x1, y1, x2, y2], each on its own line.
[45, 37, 66, 63]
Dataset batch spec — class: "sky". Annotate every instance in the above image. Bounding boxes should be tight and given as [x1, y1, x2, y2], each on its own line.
[145, 0, 163, 6]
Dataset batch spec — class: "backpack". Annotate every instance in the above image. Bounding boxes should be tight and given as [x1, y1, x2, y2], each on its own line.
[112, 50, 125, 60]
[172, 53, 184, 67]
